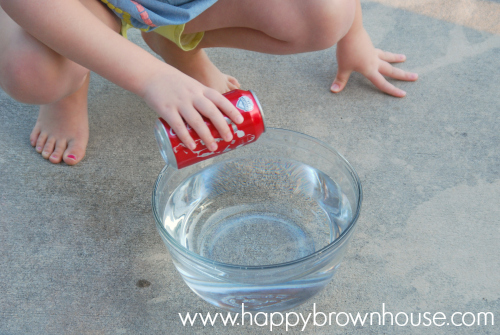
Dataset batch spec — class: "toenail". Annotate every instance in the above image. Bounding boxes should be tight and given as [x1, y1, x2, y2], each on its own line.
[36, 147, 42, 151]
[67, 154, 76, 160]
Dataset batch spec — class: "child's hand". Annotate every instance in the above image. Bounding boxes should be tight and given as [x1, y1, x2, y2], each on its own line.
[142, 69, 243, 152]
[331, 27, 418, 97]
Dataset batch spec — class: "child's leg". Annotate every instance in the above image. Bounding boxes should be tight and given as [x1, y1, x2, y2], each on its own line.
[141, 32, 241, 94]
[142, 0, 355, 91]
[188, 0, 355, 53]
[0, 0, 121, 165]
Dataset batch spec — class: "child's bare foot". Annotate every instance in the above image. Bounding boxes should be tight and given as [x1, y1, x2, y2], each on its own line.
[142, 32, 240, 93]
[30, 74, 90, 165]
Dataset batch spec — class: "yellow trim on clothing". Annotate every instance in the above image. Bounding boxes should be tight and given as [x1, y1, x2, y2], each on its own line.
[120, 23, 203, 51]
[100, 0, 203, 51]
[154, 25, 204, 51]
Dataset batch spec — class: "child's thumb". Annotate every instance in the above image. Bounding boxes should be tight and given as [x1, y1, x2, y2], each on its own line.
[331, 69, 352, 93]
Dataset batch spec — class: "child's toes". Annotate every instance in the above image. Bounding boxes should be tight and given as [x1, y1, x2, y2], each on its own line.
[41, 138, 57, 159]
[30, 127, 41, 147]
[49, 141, 67, 164]
[35, 133, 49, 153]
[63, 140, 86, 166]
[228, 76, 240, 89]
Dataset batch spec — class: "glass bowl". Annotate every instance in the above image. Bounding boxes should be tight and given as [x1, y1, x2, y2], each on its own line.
[152, 128, 362, 312]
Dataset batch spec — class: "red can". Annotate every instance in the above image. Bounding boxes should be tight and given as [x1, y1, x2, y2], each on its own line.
[154, 89, 266, 169]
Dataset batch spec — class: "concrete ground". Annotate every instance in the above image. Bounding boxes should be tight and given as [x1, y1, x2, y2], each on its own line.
[1, 0, 499, 334]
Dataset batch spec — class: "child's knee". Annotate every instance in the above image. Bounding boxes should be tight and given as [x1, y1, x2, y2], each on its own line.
[2, 51, 58, 104]
[0, 47, 85, 104]
[295, 0, 356, 51]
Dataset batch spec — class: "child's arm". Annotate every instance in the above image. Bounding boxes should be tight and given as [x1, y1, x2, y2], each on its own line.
[0, 0, 242, 151]
[331, 0, 418, 97]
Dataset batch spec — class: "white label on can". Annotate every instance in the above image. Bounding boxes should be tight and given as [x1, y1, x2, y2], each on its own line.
[225, 117, 245, 138]
[236, 96, 254, 112]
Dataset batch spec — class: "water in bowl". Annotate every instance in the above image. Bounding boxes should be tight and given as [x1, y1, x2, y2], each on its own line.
[162, 157, 352, 266]
[161, 156, 354, 311]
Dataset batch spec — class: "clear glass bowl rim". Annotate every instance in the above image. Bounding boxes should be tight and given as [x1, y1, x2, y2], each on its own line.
[152, 127, 363, 270]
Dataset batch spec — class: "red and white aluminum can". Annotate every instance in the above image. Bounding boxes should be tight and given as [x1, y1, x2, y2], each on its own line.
[154, 89, 266, 169]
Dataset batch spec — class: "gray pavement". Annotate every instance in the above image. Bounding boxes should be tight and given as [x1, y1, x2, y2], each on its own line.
[1, 2, 499, 334]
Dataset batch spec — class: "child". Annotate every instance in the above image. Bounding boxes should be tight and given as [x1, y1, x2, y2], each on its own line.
[0, 0, 417, 165]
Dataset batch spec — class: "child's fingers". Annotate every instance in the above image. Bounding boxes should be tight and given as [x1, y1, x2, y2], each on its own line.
[367, 71, 406, 98]
[180, 106, 219, 151]
[377, 49, 406, 63]
[162, 111, 197, 151]
[331, 68, 352, 93]
[204, 89, 244, 125]
[379, 62, 418, 82]
[193, 97, 233, 143]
